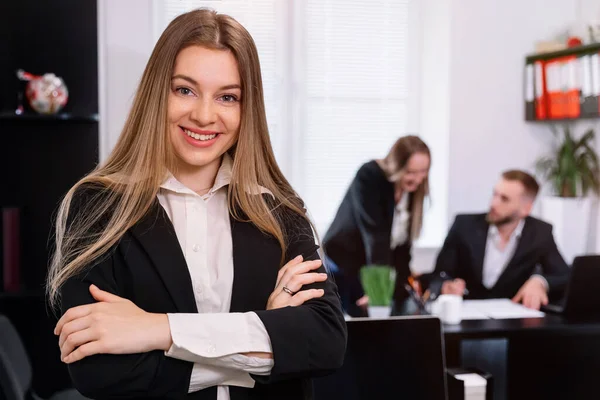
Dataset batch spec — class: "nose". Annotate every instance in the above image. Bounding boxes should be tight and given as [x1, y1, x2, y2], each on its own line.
[490, 196, 500, 210]
[190, 99, 217, 126]
[413, 172, 427, 185]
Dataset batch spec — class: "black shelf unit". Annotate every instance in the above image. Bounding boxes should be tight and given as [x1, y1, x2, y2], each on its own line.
[524, 43, 600, 122]
[525, 42, 600, 63]
[0, 111, 99, 122]
[0, 1, 100, 397]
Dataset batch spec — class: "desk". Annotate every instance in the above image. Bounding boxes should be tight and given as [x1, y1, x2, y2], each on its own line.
[443, 315, 600, 399]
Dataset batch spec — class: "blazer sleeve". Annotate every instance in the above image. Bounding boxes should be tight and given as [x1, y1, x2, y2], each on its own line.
[57, 187, 192, 399]
[537, 224, 570, 295]
[349, 164, 393, 266]
[60, 250, 192, 399]
[423, 217, 462, 293]
[252, 210, 347, 383]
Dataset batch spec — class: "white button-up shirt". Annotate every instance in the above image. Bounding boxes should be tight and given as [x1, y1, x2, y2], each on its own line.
[390, 192, 410, 249]
[482, 220, 525, 288]
[157, 154, 274, 398]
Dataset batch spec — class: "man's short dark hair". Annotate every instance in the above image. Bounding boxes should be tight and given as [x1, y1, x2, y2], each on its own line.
[502, 170, 540, 199]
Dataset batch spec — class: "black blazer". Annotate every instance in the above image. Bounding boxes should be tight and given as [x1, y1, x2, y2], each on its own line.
[428, 213, 570, 299]
[58, 188, 347, 400]
[322, 161, 412, 302]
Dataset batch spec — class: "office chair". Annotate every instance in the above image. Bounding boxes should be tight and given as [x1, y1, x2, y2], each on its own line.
[313, 316, 448, 400]
[0, 315, 89, 400]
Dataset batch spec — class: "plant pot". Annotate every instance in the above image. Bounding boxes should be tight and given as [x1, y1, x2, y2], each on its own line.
[540, 196, 593, 264]
[368, 305, 392, 319]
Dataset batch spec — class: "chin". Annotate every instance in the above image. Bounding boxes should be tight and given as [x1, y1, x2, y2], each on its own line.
[179, 153, 220, 168]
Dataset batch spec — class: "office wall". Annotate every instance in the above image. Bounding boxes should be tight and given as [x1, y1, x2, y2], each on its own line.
[448, 0, 600, 219]
[412, 0, 600, 274]
[98, 0, 154, 160]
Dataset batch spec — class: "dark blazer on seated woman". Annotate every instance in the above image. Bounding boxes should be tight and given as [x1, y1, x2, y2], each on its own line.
[59, 189, 346, 400]
[323, 136, 431, 317]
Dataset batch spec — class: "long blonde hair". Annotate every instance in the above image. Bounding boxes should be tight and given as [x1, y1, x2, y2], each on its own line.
[47, 9, 309, 308]
[379, 135, 431, 240]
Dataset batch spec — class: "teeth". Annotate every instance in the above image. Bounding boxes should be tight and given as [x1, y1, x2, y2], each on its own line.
[184, 129, 217, 141]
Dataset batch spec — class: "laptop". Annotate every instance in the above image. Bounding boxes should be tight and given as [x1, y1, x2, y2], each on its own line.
[312, 316, 447, 400]
[541, 255, 600, 316]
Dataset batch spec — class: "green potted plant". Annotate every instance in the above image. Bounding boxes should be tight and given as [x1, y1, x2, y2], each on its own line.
[360, 265, 396, 318]
[535, 124, 599, 263]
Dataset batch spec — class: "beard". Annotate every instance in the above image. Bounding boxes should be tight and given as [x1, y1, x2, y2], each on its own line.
[486, 211, 519, 226]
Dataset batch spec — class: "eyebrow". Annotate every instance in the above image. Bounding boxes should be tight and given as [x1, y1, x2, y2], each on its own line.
[171, 74, 241, 91]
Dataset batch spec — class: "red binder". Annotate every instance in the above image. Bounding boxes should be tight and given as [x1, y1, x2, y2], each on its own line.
[565, 55, 581, 119]
[534, 60, 548, 119]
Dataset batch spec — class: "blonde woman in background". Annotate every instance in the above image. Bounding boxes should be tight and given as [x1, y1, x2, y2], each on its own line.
[323, 136, 431, 317]
[47, 9, 346, 400]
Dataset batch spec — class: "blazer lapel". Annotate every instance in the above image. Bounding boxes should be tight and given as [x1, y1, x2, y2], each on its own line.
[472, 216, 489, 284]
[229, 214, 281, 313]
[130, 200, 198, 313]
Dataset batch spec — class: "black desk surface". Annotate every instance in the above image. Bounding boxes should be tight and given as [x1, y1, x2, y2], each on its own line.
[442, 314, 600, 339]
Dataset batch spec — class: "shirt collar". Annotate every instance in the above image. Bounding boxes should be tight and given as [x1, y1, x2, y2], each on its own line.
[395, 191, 409, 211]
[488, 218, 525, 239]
[160, 153, 272, 198]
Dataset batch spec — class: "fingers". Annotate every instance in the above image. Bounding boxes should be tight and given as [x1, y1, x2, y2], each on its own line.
[523, 292, 547, 310]
[278, 259, 323, 289]
[89, 284, 125, 303]
[55, 304, 94, 335]
[441, 279, 466, 295]
[63, 341, 103, 364]
[453, 279, 466, 294]
[512, 290, 524, 303]
[289, 289, 325, 306]
[276, 255, 304, 287]
[60, 328, 96, 361]
[59, 315, 92, 348]
[282, 272, 328, 293]
[541, 292, 549, 306]
[443, 282, 462, 295]
[356, 295, 369, 307]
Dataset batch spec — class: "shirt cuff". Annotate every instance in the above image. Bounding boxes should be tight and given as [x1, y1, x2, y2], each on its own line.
[530, 274, 549, 292]
[188, 363, 255, 393]
[166, 311, 273, 361]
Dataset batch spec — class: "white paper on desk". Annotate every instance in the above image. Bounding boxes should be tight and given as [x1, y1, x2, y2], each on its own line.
[460, 302, 490, 320]
[464, 299, 545, 319]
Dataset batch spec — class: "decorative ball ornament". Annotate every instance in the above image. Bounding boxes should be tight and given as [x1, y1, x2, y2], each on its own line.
[17, 69, 69, 114]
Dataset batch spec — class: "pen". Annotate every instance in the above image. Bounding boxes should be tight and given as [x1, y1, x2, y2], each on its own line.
[404, 283, 426, 310]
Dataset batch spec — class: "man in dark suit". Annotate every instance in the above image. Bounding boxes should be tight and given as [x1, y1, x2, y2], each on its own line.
[428, 170, 570, 310]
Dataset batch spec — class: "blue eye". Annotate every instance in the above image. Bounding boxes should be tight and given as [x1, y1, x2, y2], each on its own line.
[220, 94, 239, 103]
[175, 87, 194, 96]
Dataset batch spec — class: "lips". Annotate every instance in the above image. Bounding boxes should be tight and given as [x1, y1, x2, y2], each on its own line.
[179, 126, 220, 148]
[181, 126, 220, 141]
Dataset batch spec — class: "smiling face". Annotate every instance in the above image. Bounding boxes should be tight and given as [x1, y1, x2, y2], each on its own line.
[398, 152, 430, 192]
[168, 45, 242, 175]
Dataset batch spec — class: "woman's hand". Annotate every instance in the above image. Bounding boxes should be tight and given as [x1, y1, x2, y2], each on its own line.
[54, 284, 172, 364]
[266, 255, 327, 310]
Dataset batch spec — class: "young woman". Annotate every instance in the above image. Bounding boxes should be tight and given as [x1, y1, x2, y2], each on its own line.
[323, 136, 431, 317]
[47, 9, 346, 400]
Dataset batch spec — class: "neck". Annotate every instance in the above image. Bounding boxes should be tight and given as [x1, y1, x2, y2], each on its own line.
[173, 156, 222, 195]
[496, 218, 522, 240]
